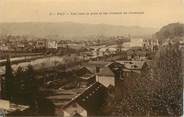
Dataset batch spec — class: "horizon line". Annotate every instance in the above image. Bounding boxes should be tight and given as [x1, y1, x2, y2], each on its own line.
[0, 21, 162, 29]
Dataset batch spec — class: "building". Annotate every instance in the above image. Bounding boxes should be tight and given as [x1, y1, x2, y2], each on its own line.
[179, 38, 184, 49]
[15, 42, 26, 52]
[116, 60, 148, 74]
[130, 38, 144, 48]
[57, 41, 67, 49]
[82, 61, 111, 74]
[82, 61, 117, 88]
[0, 99, 29, 115]
[0, 99, 10, 111]
[0, 44, 9, 51]
[61, 82, 107, 117]
[46, 90, 78, 114]
[108, 60, 149, 98]
[96, 67, 115, 87]
[35, 39, 46, 49]
[46, 40, 58, 49]
[83, 60, 149, 88]
[66, 43, 85, 50]
[143, 38, 159, 51]
[76, 67, 96, 88]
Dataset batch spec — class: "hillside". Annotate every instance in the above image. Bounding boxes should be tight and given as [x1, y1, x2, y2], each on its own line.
[155, 23, 184, 43]
[0, 22, 157, 40]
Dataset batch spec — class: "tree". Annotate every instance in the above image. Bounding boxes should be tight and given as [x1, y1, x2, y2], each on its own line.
[102, 62, 153, 116]
[102, 40, 182, 116]
[14, 66, 24, 103]
[151, 42, 182, 116]
[13, 65, 39, 109]
[24, 65, 39, 109]
[2, 56, 15, 100]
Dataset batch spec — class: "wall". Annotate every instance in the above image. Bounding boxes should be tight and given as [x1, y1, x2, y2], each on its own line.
[96, 75, 115, 87]
[63, 103, 87, 117]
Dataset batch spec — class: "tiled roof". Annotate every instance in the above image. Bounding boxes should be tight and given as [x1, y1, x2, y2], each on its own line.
[76, 67, 93, 76]
[86, 61, 112, 67]
[81, 61, 113, 74]
[97, 67, 114, 76]
[62, 82, 107, 115]
[45, 88, 85, 107]
[81, 65, 99, 74]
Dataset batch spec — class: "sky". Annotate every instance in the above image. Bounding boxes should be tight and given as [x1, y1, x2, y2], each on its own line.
[0, 0, 184, 28]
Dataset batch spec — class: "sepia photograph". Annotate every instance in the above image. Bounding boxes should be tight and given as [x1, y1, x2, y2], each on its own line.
[0, 0, 184, 116]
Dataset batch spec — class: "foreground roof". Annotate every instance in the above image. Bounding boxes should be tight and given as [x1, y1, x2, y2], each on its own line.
[62, 82, 107, 115]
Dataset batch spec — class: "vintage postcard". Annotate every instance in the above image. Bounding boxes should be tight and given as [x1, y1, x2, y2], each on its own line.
[0, 0, 184, 116]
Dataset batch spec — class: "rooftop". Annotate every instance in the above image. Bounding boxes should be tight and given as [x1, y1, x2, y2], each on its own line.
[62, 82, 107, 115]
[116, 60, 147, 70]
[97, 67, 114, 76]
[45, 88, 85, 107]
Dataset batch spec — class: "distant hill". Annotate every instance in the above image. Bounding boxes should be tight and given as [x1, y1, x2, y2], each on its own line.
[155, 23, 184, 44]
[0, 22, 157, 40]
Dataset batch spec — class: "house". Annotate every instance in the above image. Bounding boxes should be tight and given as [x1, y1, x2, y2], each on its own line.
[81, 61, 148, 89]
[130, 38, 144, 48]
[82, 61, 116, 88]
[15, 42, 26, 52]
[82, 61, 112, 74]
[116, 60, 148, 74]
[76, 67, 96, 88]
[143, 38, 159, 51]
[61, 82, 107, 117]
[67, 43, 84, 50]
[0, 44, 9, 51]
[0, 99, 10, 110]
[44, 87, 86, 115]
[107, 61, 149, 98]
[57, 40, 71, 50]
[96, 67, 115, 87]
[46, 40, 58, 49]
[126, 48, 148, 60]
[35, 39, 46, 49]
[16, 43, 25, 48]
[106, 60, 149, 86]
[0, 99, 29, 115]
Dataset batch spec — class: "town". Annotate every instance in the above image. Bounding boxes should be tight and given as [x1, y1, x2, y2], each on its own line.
[0, 23, 183, 116]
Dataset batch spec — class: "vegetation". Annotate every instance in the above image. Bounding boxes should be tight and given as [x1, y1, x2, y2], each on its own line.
[151, 42, 182, 116]
[155, 23, 184, 44]
[14, 65, 39, 108]
[102, 23, 183, 116]
[1, 58, 40, 109]
[2, 56, 14, 100]
[102, 40, 182, 116]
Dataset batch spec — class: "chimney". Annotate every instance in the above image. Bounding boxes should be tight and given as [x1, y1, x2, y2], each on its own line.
[96, 66, 100, 73]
